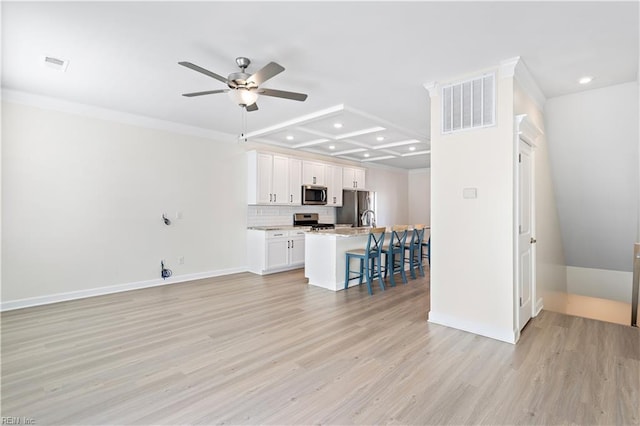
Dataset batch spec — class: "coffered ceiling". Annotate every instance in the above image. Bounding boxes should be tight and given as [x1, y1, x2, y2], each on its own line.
[2, 2, 638, 170]
[245, 104, 430, 169]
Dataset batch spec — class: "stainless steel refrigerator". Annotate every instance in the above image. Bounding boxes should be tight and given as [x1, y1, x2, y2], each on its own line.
[336, 190, 376, 227]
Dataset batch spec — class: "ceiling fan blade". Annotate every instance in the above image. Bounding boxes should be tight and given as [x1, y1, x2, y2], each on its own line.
[178, 61, 228, 85]
[182, 89, 229, 97]
[246, 103, 259, 112]
[248, 62, 285, 86]
[258, 88, 308, 102]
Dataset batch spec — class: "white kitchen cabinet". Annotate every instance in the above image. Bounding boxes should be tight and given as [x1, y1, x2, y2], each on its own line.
[271, 155, 290, 205]
[288, 158, 302, 205]
[247, 229, 306, 275]
[265, 235, 289, 270]
[247, 151, 301, 205]
[326, 164, 343, 206]
[302, 161, 326, 186]
[343, 166, 366, 190]
[289, 231, 306, 265]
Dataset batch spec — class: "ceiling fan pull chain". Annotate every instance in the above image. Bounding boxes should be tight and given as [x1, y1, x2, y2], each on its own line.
[240, 107, 247, 143]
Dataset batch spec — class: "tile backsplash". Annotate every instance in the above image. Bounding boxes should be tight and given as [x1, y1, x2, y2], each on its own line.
[247, 205, 336, 227]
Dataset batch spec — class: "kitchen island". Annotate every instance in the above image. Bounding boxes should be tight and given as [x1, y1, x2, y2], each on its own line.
[304, 227, 376, 291]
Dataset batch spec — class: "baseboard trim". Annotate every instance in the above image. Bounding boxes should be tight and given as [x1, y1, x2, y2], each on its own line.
[428, 310, 517, 344]
[534, 297, 544, 316]
[0, 267, 248, 312]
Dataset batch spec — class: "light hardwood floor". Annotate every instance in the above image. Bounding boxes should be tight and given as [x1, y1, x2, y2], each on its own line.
[1, 269, 639, 425]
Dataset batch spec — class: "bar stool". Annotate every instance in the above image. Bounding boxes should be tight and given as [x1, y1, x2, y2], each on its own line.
[422, 235, 431, 266]
[405, 224, 426, 279]
[344, 227, 386, 295]
[381, 225, 408, 287]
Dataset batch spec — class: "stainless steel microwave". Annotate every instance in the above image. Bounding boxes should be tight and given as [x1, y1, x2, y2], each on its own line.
[302, 185, 327, 205]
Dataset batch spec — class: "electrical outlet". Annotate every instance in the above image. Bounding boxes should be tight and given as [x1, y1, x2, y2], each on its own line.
[178, 256, 184, 265]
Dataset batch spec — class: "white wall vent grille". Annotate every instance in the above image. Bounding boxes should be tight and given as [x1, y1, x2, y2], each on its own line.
[442, 73, 495, 134]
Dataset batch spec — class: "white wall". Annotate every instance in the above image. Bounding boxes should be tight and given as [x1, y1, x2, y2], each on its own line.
[544, 82, 639, 301]
[408, 168, 430, 226]
[366, 166, 409, 227]
[566, 266, 632, 303]
[2, 100, 248, 308]
[428, 71, 517, 343]
[545, 82, 638, 271]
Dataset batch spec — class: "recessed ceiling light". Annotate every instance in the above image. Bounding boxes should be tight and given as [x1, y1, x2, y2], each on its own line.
[376, 136, 385, 142]
[409, 146, 416, 151]
[329, 145, 335, 150]
[333, 123, 343, 129]
[363, 153, 370, 158]
[579, 76, 593, 85]
[286, 135, 294, 141]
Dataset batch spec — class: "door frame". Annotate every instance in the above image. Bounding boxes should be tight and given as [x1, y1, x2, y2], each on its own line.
[513, 114, 543, 342]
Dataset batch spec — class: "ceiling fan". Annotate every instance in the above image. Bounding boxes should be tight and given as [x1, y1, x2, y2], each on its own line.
[179, 57, 308, 112]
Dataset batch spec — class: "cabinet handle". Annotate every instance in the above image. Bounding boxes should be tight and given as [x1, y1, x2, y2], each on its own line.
[274, 194, 277, 202]
[333, 196, 336, 204]
[313, 176, 316, 184]
[275, 233, 284, 237]
[288, 240, 290, 249]
[291, 240, 294, 248]
[290, 194, 293, 203]
[270, 193, 273, 202]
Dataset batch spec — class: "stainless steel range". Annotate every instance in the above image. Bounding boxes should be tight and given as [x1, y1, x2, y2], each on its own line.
[293, 213, 335, 231]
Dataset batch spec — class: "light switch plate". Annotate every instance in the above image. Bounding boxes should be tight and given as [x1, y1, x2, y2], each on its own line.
[463, 187, 477, 199]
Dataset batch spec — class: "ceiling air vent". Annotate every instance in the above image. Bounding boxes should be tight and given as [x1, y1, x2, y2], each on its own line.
[42, 55, 69, 72]
[441, 73, 495, 134]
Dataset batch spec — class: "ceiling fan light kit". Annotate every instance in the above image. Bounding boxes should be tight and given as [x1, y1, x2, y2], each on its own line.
[179, 56, 308, 111]
[228, 87, 258, 107]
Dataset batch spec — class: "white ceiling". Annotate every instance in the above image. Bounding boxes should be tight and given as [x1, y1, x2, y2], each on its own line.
[2, 1, 638, 170]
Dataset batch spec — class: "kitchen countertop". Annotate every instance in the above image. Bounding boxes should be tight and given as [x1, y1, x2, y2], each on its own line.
[306, 227, 376, 237]
[306, 225, 431, 237]
[248, 224, 354, 231]
[247, 225, 309, 231]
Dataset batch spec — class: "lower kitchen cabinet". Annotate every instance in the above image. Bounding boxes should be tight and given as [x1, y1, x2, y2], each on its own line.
[247, 229, 306, 275]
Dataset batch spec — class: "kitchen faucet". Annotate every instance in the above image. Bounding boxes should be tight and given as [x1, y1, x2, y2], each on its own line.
[361, 209, 376, 227]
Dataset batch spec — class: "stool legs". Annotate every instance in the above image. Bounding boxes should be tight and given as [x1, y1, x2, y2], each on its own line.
[386, 252, 396, 287]
[398, 251, 408, 284]
[374, 255, 385, 291]
[344, 255, 350, 290]
[344, 253, 374, 295]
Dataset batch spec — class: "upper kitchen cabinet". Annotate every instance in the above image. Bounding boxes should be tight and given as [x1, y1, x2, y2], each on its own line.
[247, 151, 301, 205]
[343, 166, 366, 190]
[288, 158, 302, 205]
[302, 160, 326, 186]
[326, 164, 343, 206]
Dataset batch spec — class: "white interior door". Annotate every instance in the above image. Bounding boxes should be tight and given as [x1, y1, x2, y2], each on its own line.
[518, 139, 534, 330]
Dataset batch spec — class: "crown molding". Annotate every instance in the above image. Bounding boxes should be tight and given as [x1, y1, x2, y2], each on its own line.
[423, 81, 438, 97]
[515, 113, 544, 146]
[1, 89, 235, 141]
[499, 56, 520, 79]
[499, 57, 546, 110]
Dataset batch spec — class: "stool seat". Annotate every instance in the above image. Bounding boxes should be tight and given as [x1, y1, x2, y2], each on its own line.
[344, 227, 386, 295]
